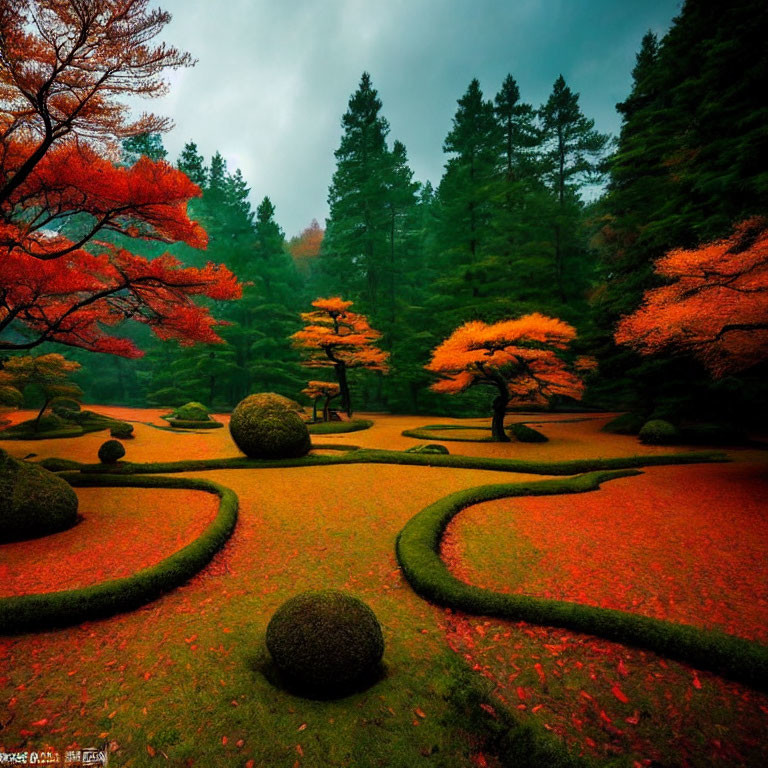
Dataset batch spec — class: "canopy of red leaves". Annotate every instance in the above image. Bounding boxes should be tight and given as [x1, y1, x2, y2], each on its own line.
[426, 314, 591, 405]
[289, 219, 324, 276]
[615, 218, 768, 375]
[291, 296, 389, 372]
[301, 380, 340, 400]
[0, 3, 242, 357]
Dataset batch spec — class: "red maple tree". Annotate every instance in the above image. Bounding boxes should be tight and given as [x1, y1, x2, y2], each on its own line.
[291, 297, 388, 417]
[426, 314, 593, 441]
[0, 1, 241, 357]
[302, 380, 340, 423]
[615, 218, 768, 376]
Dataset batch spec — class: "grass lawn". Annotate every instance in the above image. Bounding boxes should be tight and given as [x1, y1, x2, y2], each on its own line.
[0, 408, 766, 767]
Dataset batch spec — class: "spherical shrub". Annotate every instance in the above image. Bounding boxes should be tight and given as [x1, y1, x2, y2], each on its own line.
[229, 393, 310, 459]
[98, 439, 126, 463]
[266, 590, 384, 697]
[0, 449, 78, 542]
[638, 419, 680, 445]
[110, 422, 134, 439]
[171, 402, 211, 422]
[405, 443, 450, 455]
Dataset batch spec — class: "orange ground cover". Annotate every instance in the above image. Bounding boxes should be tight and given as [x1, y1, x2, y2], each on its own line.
[0, 410, 766, 766]
[0, 488, 219, 596]
[442, 462, 768, 643]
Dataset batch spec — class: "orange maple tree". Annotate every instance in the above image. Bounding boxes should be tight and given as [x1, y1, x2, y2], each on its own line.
[291, 297, 388, 417]
[426, 314, 593, 441]
[302, 380, 340, 422]
[615, 218, 768, 376]
[289, 219, 324, 278]
[0, 1, 241, 357]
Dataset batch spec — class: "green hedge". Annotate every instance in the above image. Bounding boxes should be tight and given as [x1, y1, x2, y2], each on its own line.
[307, 419, 373, 435]
[395, 471, 768, 691]
[0, 410, 131, 441]
[37, 448, 727, 478]
[402, 425, 495, 443]
[163, 418, 224, 430]
[508, 423, 548, 443]
[0, 474, 238, 634]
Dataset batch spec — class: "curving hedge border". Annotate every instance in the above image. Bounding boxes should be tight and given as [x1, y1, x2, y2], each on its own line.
[395, 470, 768, 691]
[0, 474, 238, 634]
[307, 419, 373, 435]
[402, 424, 496, 442]
[37, 447, 726, 477]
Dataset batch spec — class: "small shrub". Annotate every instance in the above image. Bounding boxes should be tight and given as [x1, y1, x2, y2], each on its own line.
[110, 422, 134, 439]
[53, 398, 81, 413]
[508, 423, 548, 443]
[405, 443, 450, 455]
[638, 419, 680, 445]
[0, 449, 78, 542]
[98, 439, 126, 464]
[229, 393, 310, 459]
[266, 590, 384, 697]
[602, 412, 648, 435]
[171, 402, 210, 422]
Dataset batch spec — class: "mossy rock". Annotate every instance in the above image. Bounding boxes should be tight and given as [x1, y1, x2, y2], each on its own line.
[266, 590, 384, 698]
[405, 443, 450, 455]
[638, 419, 680, 445]
[602, 412, 648, 435]
[98, 439, 126, 464]
[170, 402, 211, 422]
[508, 423, 548, 443]
[52, 399, 81, 413]
[110, 422, 134, 439]
[0, 449, 79, 542]
[229, 393, 310, 459]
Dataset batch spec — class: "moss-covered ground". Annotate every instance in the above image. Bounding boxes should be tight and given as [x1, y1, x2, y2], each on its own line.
[0, 408, 766, 767]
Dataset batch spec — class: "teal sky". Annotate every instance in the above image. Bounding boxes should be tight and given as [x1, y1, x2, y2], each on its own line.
[151, 0, 682, 237]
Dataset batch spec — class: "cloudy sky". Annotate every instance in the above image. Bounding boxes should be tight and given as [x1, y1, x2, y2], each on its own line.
[148, 0, 681, 237]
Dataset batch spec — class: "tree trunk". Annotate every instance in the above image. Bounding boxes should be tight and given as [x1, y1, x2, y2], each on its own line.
[490, 386, 510, 442]
[34, 398, 52, 432]
[336, 362, 352, 418]
[312, 398, 319, 422]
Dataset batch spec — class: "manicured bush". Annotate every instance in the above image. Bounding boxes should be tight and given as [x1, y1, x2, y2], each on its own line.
[229, 393, 310, 459]
[266, 590, 384, 697]
[110, 422, 134, 439]
[52, 398, 81, 413]
[638, 419, 680, 445]
[171, 402, 210, 421]
[0, 449, 78, 542]
[98, 439, 126, 464]
[602, 411, 648, 435]
[508, 423, 548, 443]
[405, 443, 450, 455]
[0, 386, 24, 408]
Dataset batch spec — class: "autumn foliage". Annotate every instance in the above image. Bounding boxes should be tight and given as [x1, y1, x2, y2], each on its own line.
[302, 380, 341, 422]
[426, 314, 593, 440]
[0, 353, 81, 427]
[289, 219, 324, 277]
[0, 1, 241, 357]
[615, 218, 768, 376]
[292, 297, 388, 416]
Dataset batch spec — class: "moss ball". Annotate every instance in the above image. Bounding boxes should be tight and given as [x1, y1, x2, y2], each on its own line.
[0, 450, 78, 542]
[110, 422, 134, 439]
[172, 402, 211, 422]
[229, 393, 310, 459]
[405, 443, 450, 455]
[638, 419, 680, 445]
[98, 439, 126, 463]
[266, 590, 384, 697]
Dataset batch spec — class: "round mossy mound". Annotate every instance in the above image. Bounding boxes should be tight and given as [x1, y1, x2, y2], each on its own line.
[508, 423, 549, 443]
[171, 402, 211, 422]
[0, 449, 79, 542]
[110, 422, 134, 439]
[266, 590, 384, 697]
[405, 443, 450, 455]
[638, 419, 680, 445]
[98, 439, 126, 464]
[229, 393, 310, 459]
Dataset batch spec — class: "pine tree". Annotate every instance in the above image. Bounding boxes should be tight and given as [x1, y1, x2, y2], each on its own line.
[539, 75, 609, 303]
[321, 72, 392, 310]
[177, 141, 208, 187]
[121, 132, 168, 165]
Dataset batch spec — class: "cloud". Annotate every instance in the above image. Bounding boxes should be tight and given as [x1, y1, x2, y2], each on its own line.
[143, 0, 680, 236]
